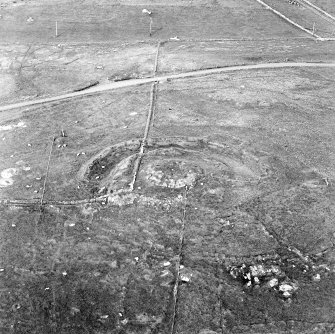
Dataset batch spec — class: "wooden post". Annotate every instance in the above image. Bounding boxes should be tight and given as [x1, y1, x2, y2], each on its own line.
[312, 22, 315, 35]
[149, 17, 153, 37]
[55, 21, 58, 37]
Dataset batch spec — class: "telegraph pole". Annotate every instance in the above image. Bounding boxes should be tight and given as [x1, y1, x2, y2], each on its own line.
[142, 9, 153, 37]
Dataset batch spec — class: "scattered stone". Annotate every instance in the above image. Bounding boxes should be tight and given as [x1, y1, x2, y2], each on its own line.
[268, 278, 279, 287]
[98, 186, 107, 194]
[259, 101, 271, 107]
[96, 65, 104, 70]
[26, 17, 34, 23]
[282, 291, 290, 298]
[142, 8, 152, 15]
[109, 260, 118, 269]
[12, 303, 21, 310]
[180, 273, 191, 283]
[228, 259, 303, 298]
[70, 307, 80, 315]
[279, 282, 298, 298]
[57, 142, 67, 148]
[312, 273, 321, 282]
[249, 264, 281, 277]
[160, 270, 170, 277]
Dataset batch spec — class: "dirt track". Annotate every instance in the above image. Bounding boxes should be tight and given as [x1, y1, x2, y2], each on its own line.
[1, 61, 335, 112]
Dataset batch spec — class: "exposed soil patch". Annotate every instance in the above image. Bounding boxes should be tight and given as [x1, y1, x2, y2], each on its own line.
[145, 160, 202, 189]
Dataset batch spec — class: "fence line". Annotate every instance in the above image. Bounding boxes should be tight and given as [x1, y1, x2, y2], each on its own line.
[299, 0, 335, 23]
[254, 0, 322, 39]
[129, 41, 160, 190]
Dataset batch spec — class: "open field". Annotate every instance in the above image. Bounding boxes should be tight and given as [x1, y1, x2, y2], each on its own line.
[0, 86, 151, 201]
[151, 67, 335, 177]
[2, 40, 335, 106]
[0, 42, 157, 104]
[0, 0, 305, 44]
[263, 0, 335, 38]
[1, 0, 335, 333]
[157, 39, 335, 73]
[308, 0, 335, 16]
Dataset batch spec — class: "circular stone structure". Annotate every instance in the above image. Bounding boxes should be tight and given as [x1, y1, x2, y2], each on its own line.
[78, 136, 269, 207]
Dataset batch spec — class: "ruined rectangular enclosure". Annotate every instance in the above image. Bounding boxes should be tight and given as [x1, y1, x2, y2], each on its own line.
[1, 0, 335, 333]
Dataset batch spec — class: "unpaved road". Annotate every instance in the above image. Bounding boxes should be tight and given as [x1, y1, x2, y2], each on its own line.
[1, 62, 335, 112]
